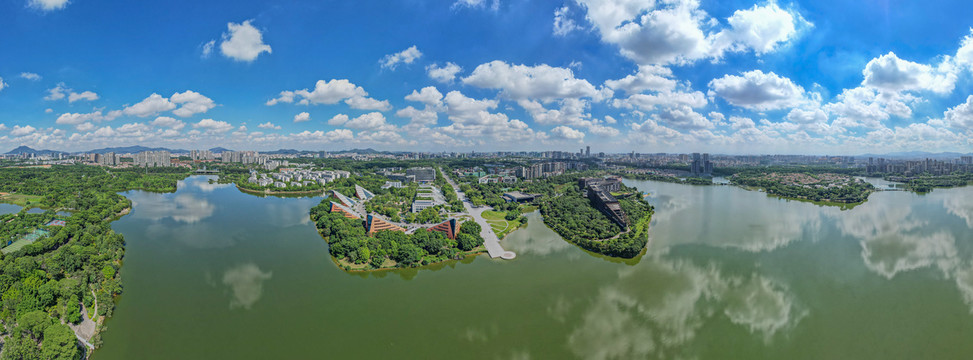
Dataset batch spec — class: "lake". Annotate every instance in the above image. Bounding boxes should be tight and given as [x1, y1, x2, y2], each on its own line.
[95, 175, 973, 359]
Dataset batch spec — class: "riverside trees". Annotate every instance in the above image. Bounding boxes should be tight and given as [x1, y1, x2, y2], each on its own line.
[0, 165, 188, 358]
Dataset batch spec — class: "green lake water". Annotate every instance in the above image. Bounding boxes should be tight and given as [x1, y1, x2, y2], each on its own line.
[94, 175, 973, 359]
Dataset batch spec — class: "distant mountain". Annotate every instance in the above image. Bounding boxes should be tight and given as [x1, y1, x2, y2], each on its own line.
[5, 146, 64, 156]
[332, 148, 383, 154]
[857, 151, 973, 160]
[208, 147, 232, 153]
[261, 149, 303, 155]
[84, 146, 188, 154]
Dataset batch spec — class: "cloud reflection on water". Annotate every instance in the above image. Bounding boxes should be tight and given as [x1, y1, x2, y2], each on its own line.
[567, 259, 805, 360]
[222, 263, 273, 310]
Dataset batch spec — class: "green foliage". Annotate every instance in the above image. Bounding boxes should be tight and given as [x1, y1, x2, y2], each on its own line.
[309, 203, 481, 270]
[41, 322, 80, 360]
[539, 184, 653, 258]
[730, 171, 874, 203]
[0, 165, 189, 355]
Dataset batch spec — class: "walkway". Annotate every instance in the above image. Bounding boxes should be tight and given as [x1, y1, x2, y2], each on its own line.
[440, 168, 515, 260]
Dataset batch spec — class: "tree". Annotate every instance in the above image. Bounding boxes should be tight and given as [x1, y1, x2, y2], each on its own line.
[41, 323, 81, 360]
[65, 295, 81, 324]
[17, 310, 51, 340]
[1, 334, 41, 360]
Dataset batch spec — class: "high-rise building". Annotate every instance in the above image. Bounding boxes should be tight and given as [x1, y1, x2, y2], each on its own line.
[690, 153, 712, 176]
[134, 151, 171, 167]
[585, 146, 590, 157]
[98, 152, 119, 166]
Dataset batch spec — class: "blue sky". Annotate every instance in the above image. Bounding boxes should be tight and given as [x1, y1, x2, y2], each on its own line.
[1, 0, 973, 154]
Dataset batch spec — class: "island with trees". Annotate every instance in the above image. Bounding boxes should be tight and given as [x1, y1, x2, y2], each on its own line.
[0, 165, 189, 359]
[730, 171, 875, 204]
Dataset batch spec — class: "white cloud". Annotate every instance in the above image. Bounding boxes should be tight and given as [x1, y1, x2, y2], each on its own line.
[11, 125, 36, 136]
[193, 119, 233, 133]
[45, 83, 99, 103]
[426, 62, 462, 83]
[19, 72, 41, 81]
[267, 79, 369, 106]
[44, 108, 53, 113]
[68, 90, 98, 103]
[293, 112, 311, 123]
[613, 91, 707, 111]
[551, 125, 585, 140]
[202, 40, 216, 58]
[943, 95, 973, 131]
[345, 96, 392, 111]
[75, 122, 95, 132]
[463, 60, 604, 101]
[404, 86, 444, 108]
[380, 46, 423, 70]
[257, 122, 281, 130]
[453, 0, 498, 11]
[123, 93, 176, 117]
[0, 77, 5, 92]
[151, 116, 185, 130]
[708, 70, 807, 111]
[171, 90, 216, 117]
[576, 0, 806, 65]
[553, 6, 581, 36]
[605, 65, 678, 94]
[44, 83, 67, 101]
[862, 52, 956, 94]
[220, 20, 272, 62]
[710, 3, 806, 57]
[653, 105, 715, 130]
[28, 0, 68, 11]
[327, 114, 349, 126]
[343, 112, 393, 131]
[396, 106, 439, 127]
[826, 87, 917, 129]
[56, 110, 120, 125]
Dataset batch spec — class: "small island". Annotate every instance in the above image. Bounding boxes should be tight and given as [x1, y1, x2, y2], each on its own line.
[730, 171, 875, 204]
[538, 176, 654, 258]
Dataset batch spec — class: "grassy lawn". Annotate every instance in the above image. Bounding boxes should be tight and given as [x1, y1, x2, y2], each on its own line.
[482, 210, 506, 220]
[0, 194, 45, 207]
[2, 239, 32, 254]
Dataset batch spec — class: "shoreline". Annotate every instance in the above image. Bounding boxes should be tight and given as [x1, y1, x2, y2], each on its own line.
[235, 184, 325, 196]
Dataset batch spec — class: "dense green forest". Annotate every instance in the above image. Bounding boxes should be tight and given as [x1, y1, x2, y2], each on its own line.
[621, 172, 713, 185]
[309, 205, 484, 270]
[0, 165, 188, 359]
[730, 171, 874, 203]
[538, 184, 653, 258]
[889, 173, 973, 193]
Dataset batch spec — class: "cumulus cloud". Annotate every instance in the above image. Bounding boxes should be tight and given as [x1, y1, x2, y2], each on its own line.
[708, 70, 807, 111]
[11, 125, 37, 136]
[426, 62, 462, 83]
[605, 65, 678, 94]
[293, 112, 311, 123]
[257, 122, 281, 130]
[576, 0, 806, 65]
[68, 91, 98, 103]
[327, 114, 349, 126]
[345, 96, 392, 111]
[28, 0, 68, 11]
[19, 72, 41, 81]
[267, 79, 378, 107]
[380, 46, 422, 69]
[943, 95, 973, 131]
[56, 110, 121, 126]
[551, 125, 585, 140]
[219, 20, 272, 62]
[453, 0, 498, 11]
[193, 119, 233, 133]
[862, 52, 956, 94]
[123, 94, 176, 117]
[404, 86, 444, 108]
[151, 116, 185, 130]
[463, 60, 604, 101]
[553, 5, 581, 36]
[171, 90, 217, 117]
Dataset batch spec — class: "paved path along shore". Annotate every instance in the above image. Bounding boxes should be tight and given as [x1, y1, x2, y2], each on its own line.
[440, 169, 515, 260]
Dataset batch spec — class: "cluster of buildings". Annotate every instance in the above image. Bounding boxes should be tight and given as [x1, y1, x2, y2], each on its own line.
[133, 151, 171, 167]
[377, 167, 436, 184]
[325, 186, 460, 240]
[690, 153, 714, 176]
[412, 185, 446, 212]
[866, 157, 973, 176]
[578, 176, 628, 230]
[248, 169, 351, 188]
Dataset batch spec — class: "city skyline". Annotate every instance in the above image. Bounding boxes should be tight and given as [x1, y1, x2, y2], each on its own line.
[2, 1, 973, 154]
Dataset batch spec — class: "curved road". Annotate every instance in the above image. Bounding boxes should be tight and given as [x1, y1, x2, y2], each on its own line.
[440, 168, 513, 259]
